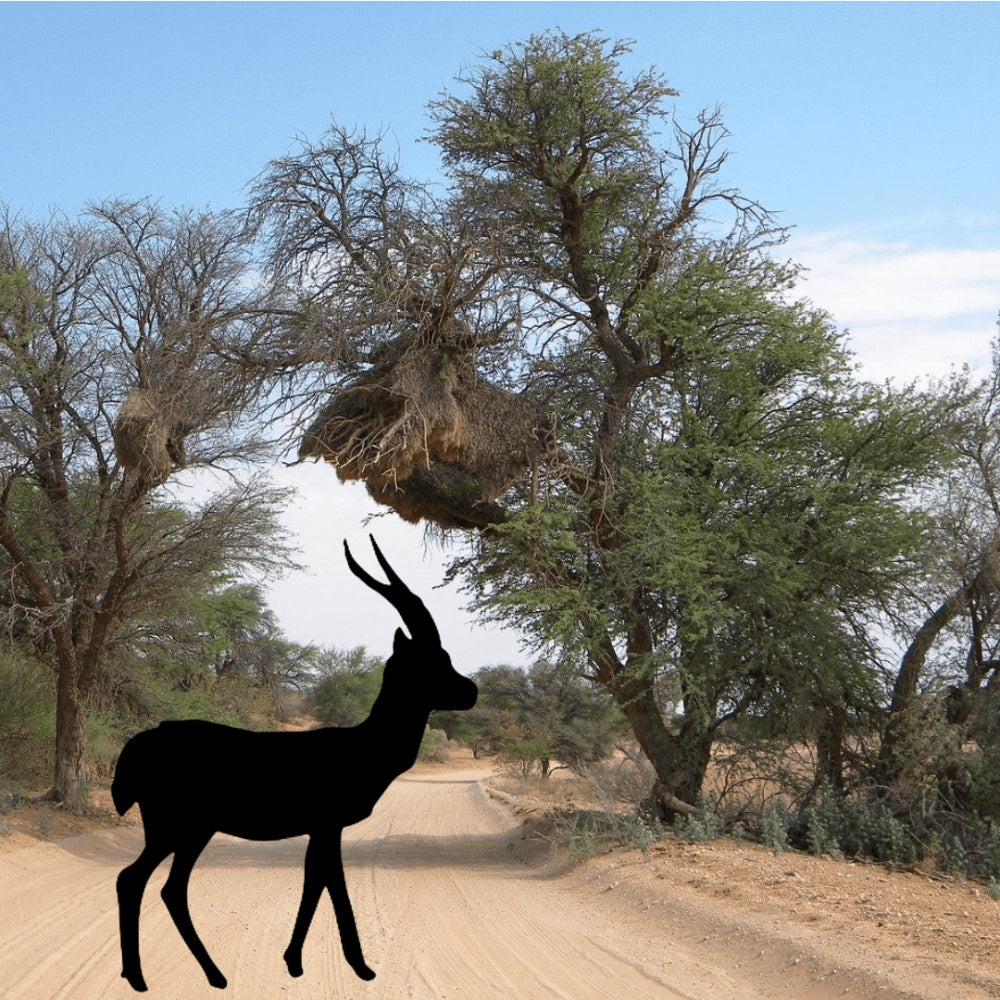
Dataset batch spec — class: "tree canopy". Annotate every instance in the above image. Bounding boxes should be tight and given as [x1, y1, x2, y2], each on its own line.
[251, 30, 960, 815]
[0, 200, 294, 802]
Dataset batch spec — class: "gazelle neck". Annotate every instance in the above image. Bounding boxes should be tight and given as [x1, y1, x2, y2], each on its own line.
[360, 680, 430, 773]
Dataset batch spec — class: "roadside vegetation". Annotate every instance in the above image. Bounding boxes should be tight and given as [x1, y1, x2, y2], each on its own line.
[0, 580, 313, 809]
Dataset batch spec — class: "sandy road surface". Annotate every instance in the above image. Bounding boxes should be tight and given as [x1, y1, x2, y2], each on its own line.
[0, 764, 693, 1000]
[1, 760, 996, 1000]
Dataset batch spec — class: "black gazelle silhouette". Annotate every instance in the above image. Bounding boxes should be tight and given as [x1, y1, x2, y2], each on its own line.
[111, 536, 478, 991]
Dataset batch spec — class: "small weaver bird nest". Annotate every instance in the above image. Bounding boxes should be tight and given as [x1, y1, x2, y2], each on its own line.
[113, 388, 189, 484]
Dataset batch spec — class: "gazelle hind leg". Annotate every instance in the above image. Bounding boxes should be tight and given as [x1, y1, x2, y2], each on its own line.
[117, 842, 172, 992]
[160, 832, 227, 989]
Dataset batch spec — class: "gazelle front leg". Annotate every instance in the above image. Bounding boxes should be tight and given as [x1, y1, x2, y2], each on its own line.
[117, 842, 172, 992]
[284, 830, 375, 982]
[325, 830, 375, 981]
[160, 832, 227, 989]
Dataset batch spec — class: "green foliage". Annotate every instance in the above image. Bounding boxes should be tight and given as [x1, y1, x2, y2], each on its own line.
[0, 633, 285, 789]
[674, 794, 723, 843]
[861, 803, 918, 866]
[427, 708, 479, 749]
[933, 820, 1000, 882]
[418, 727, 450, 763]
[118, 576, 314, 727]
[497, 721, 554, 778]
[625, 810, 665, 853]
[306, 646, 384, 727]
[0, 648, 54, 783]
[837, 797, 917, 867]
[561, 813, 602, 860]
[803, 781, 845, 859]
[558, 807, 664, 860]
[430, 30, 679, 286]
[727, 779, 924, 868]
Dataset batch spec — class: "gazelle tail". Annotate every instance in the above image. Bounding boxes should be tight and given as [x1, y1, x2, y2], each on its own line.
[111, 735, 142, 816]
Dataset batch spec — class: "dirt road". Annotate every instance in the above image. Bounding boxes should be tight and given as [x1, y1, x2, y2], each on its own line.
[1, 760, 997, 999]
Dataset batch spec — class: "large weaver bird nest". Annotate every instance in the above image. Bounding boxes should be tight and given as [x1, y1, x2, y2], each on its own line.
[299, 343, 558, 529]
[112, 388, 190, 484]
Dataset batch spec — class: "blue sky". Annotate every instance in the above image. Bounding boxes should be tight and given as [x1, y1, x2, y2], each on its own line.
[3, 3, 999, 666]
[4, 4, 997, 237]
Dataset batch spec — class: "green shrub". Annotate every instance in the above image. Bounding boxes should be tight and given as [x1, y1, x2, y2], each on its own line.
[306, 647, 384, 727]
[760, 799, 791, 854]
[556, 806, 663, 859]
[932, 819, 1000, 881]
[622, 810, 663, 852]
[563, 812, 603, 859]
[802, 779, 844, 859]
[675, 793, 722, 843]
[839, 796, 917, 866]
[497, 721, 555, 778]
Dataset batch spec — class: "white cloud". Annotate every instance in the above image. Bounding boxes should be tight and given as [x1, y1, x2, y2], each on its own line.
[786, 231, 1000, 383]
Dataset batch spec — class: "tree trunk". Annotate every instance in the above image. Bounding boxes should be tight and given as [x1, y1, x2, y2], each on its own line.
[878, 584, 970, 788]
[607, 672, 707, 819]
[668, 715, 714, 812]
[816, 700, 847, 794]
[52, 657, 91, 807]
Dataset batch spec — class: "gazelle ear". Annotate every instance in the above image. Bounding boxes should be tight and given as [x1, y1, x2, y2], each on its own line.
[392, 627, 411, 653]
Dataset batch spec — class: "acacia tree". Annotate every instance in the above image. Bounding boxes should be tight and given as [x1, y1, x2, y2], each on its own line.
[254, 31, 956, 815]
[877, 339, 1000, 805]
[0, 200, 289, 804]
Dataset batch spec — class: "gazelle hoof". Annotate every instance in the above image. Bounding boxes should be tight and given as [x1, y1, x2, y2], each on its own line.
[207, 969, 228, 989]
[283, 950, 304, 978]
[353, 963, 376, 982]
[121, 969, 148, 992]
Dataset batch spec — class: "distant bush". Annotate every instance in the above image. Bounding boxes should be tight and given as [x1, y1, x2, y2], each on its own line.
[447, 661, 625, 776]
[418, 727, 450, 762]
[305, 646, 384, 727]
